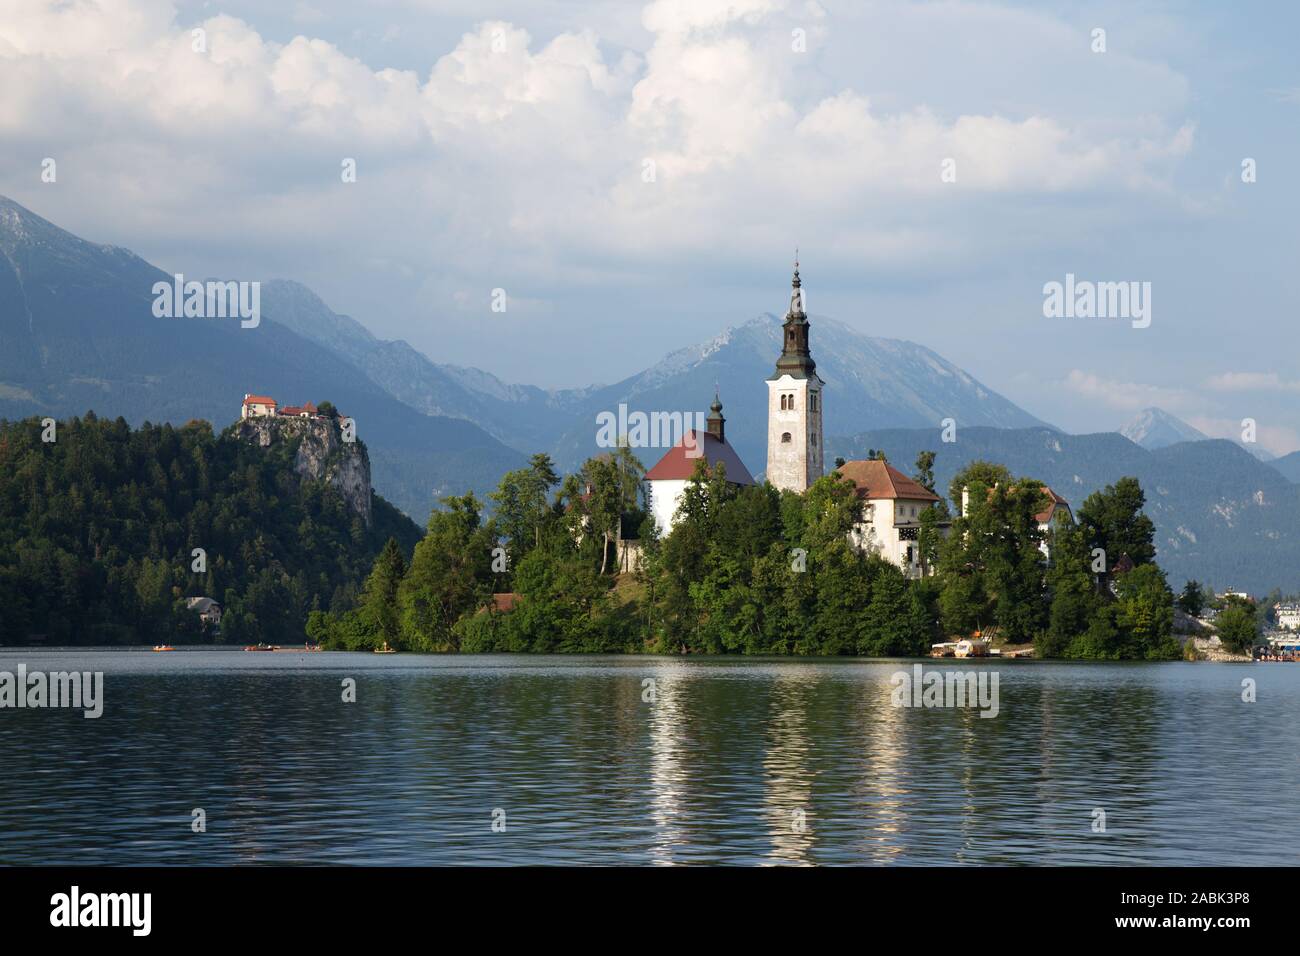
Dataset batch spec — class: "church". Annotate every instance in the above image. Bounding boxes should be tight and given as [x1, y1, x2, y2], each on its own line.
[764, 259, 824, 493]
[646, 261, 820, 535]
[644, 260, 949, 578]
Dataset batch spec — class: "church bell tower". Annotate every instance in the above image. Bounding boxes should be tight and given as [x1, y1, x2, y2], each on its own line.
[765, 258, 824, 492]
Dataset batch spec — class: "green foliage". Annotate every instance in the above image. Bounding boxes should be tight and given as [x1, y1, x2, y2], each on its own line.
[1177, 580, 1205, 617]
[946, 460, 1011, 514]
[0, 412, 418, 645]
[8, 409, 1182, 661]
[936, 470, 1047, 643]
[1037, 517, 1099, 657]
[1216, 598, 1258, 653]
[490, 454, 559, 561]
[1079, 476, 1157, 569]
[1042, 562, 1180, 660]
[645, 468, 930, 656]
[912, 450, 937, 494]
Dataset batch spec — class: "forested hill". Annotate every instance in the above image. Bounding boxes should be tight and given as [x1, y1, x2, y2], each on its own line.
[0, 412, 420, 645]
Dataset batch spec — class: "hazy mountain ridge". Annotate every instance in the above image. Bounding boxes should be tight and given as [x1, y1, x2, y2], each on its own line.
[539, 312, 1051, 472]
[261, 274, 1049, 473]
[1270, 450, 1300, 483]
[829, 426, 1300, 594]
[0, 196, 524, 524]
[1119, 404, 1279, 463]
[259, 279, 596, 452]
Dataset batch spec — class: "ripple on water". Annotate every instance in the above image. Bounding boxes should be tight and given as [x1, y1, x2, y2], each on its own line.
[0, 651, 1296, 865]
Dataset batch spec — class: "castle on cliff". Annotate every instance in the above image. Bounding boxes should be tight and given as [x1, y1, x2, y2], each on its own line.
[241, 394, 327, 420]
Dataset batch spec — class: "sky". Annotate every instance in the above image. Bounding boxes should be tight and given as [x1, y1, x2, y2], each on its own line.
[2, 1, 1298, 451]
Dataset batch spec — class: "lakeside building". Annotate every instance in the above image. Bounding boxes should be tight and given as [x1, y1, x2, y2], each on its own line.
[841, 459, 945, 578]
[1275, 603, 1300, 631]
[185, 596, 222, 630]
[643, 260, 1063, 582]
[647, 260, 814, 536]
[765, 260, 824, 493]
[645, 397, 754, 536]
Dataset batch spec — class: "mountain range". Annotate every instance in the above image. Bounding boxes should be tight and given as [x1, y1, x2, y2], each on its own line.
[3, 193, 1299, 592]
[259, 278, 1048, 476]
[0, 196, 526, 521]
[1120, 405, 1276, 463]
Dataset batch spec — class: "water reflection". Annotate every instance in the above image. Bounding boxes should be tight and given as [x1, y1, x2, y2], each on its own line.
[762, 669, 818, 865]
[0, 650, 1297, 865]
[647, 664, 689, 866]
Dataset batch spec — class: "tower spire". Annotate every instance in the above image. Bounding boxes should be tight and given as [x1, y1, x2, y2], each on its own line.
[791, 249, 803, 312]
[706, 387, 725, 442]
[765, 254, 825, 493]
[770, 255, 814, 379]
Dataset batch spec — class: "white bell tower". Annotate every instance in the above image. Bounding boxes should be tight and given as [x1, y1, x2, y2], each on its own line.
[766, 259, 824, 492]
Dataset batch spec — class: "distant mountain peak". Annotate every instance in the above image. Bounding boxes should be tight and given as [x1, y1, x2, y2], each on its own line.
[0, 194, 141, 273]
[1120, 407, 1208, 449]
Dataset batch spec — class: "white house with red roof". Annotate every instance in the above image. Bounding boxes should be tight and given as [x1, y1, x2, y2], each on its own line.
[839, 458, 946, 577]
[279, 401, 319, 418]
[241, 395, 329, 421]
[1033, 486, 1072, 559]
[241, 394, 277, 418]
[645, 395, 754, 536]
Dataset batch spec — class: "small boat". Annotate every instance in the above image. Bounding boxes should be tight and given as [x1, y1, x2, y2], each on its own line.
[374, 642, 397, 654]
[152, 645, 175, 652]
[244, 643, 279, 652]
[954, 639, 990, 659]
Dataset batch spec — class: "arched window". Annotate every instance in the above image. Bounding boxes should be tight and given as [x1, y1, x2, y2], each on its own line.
[781, 432, 792, 443]
[780, 395, 787, 411]
[788, 393, 796, 410]
[810, 392, 818, 412]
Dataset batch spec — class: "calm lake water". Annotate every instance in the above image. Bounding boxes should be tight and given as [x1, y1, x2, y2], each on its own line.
[1, 649, 1296, 866]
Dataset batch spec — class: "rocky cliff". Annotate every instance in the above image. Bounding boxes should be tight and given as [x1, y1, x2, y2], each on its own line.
[234, 416, 372, 526]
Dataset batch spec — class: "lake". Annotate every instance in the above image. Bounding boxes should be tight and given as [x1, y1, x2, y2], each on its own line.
[1, 649, 1295, 865]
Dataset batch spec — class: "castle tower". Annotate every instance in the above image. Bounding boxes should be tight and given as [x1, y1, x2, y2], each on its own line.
[766, 258, 824, 492]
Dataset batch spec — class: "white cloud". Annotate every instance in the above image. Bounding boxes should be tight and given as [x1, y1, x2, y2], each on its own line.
[1206, 372, 1300, 394]
[1063, 370, 1192, 413]
[0, 0, 1213, 392]
[0, 1, 1196, 265]
[1185, 416, 1300, 458]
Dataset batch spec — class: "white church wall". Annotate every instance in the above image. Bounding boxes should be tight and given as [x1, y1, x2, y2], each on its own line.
[648, 478, 688, 537]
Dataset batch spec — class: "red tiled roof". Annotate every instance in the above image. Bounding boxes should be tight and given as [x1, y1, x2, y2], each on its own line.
[280, 402, 318, 417]
[644, 431, 755, 484]
[475, 593, 520, 615]
[973, 482, 1070, 524]
[1035, 486, 1070, 525]
[243, 394, 276, 406]
[836, 459, 940, 502]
